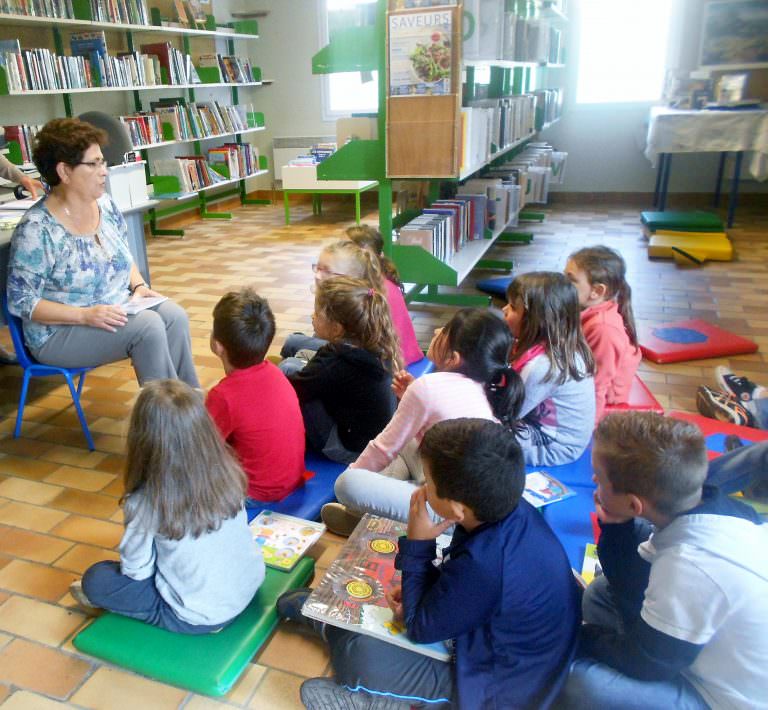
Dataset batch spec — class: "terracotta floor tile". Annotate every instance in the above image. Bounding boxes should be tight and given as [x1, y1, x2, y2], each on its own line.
[0, 690, 73, 709]
[94, 455, 126, 476]
[0, 457, 60, 482]
[0, 525, 74, 564]
[0, 683, 8, 704]
[100, 478, 126, 499]
[49, 490, 120, 521]
[70, 666, 187, 709]
[183, 696, 233, 709]
[225, 663, 268, 706]
[247, 669, 304, 710]
[39, 446, 108, 470]
[0, 479, 64, 506]
[0, 560, 78, 602]
[0, 595, 86, 647]
[0, 638, 91, 699]
[43, 466, 116, 494]
[256, 627, 330, 677]
[50, 516, 123, 549]
[0, 439, 55, 459]
[0, 632, 10, 650]
[0, 501, 69, 533]
[53, 544, 120, 575]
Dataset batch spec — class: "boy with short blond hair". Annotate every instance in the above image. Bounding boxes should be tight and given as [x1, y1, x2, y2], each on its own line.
[559, 412, 768, 710]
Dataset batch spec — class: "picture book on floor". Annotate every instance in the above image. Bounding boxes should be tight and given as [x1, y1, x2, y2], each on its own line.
[302, 514, 452, 661]
[249, 511, 325, 571]
[580, 543, 602, 586]
[522, 471, 575, 508]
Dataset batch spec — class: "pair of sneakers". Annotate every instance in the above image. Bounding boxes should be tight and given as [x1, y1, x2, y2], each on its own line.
[697, 367, 764, 428]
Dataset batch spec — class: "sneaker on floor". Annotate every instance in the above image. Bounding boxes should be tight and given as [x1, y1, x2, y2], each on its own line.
[715, 367, 762, 406]
[321, 503, 362, 537]
[696, 386, 756, 427]
[276, 588, 312, 623]
[300, 678, 409, 710]
[69, 580, 102, 617]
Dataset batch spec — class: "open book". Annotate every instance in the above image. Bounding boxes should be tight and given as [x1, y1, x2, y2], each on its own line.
[249, 511, 325, 571]
[523, 471, 575, 508]
[302, 514, 452, 661]
[123, 296, 168, 315]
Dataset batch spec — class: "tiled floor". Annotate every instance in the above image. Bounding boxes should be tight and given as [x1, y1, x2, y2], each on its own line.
[0, 196, 766, 708]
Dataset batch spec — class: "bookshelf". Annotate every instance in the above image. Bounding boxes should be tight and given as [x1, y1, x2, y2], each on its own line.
[311, 0, 567, 307]
[0, 1, 270, 237]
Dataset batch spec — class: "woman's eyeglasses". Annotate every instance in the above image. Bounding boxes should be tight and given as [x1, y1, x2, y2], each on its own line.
[76, 158, 108, 169]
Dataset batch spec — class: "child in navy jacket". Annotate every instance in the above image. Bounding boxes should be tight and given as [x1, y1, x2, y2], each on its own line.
[278, 418, 581, 710]
[558, 412, 768, 710]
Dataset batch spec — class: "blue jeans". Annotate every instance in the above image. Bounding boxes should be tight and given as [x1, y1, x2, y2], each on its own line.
[705, 440, 768, 494]
[754, 397, 768, 429]
[82, 561, 226, 635]
[301, 399, 358, 464]
[557, 576, 708, 710]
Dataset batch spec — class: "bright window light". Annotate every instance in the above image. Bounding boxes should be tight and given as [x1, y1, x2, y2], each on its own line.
[322, 0, 379, 118]
[576, 0, 673, 103]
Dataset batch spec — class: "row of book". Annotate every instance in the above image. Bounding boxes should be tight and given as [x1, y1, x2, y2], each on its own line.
[89, 0, 150, 25]
[532, 88, 563, 130]
[197, 54, 255, 84]
[490, 143, 569, 204]
[2, 46, 94, 91]
[152, 144, 260, 192]
[398, 197, 476, 264]
[460, 94, 537, 174]
[0, 0, 73, 17]
[2, 124, 40, 164]
[459, 179, 521, 232]
[120, 100, 253, 147]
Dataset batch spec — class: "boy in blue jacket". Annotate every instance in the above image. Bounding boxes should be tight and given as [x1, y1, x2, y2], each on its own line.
[558, 412, 768, 710]
[278, 418, 581, 709]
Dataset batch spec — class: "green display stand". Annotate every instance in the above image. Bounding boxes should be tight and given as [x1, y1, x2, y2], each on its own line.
[73, 558, 315, 697]
[640, 210, 724, 233]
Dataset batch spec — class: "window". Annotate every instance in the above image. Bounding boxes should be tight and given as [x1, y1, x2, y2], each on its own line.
[576, 0, 673, 104]
[321, 0, 379, 119]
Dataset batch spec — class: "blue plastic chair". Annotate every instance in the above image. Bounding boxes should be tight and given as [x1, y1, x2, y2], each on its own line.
[1, 295, 95, 450]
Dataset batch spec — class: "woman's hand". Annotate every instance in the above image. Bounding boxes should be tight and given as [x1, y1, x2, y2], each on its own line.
[407, 486, 455, 541]
[391, 370, 415, 399]
[82, 304, 128, 332]
[386, 585, 404, 622]
[131, 285, 162, 300]
[19, 175, 44, 199]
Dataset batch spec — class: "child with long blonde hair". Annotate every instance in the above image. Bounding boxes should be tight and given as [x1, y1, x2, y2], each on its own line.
[287, 276, 400, 463]
[504, 272, 596, 466]
[565, 246, 641, 420]
[345, 224, 423, 365]
[71, 380, 264, 633]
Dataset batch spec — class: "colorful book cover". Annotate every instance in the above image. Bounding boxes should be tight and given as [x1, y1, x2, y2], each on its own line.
[249, 511, 325, 571]
[522, 471, 575, 508]
[580, 543, 602, 586]
[388, 9, 452, 96]
[302, 514, 452, 661]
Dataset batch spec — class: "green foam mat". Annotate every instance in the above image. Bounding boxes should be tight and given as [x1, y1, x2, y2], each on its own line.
[640, 210, 724, 232]
[73, 557, 315, 697]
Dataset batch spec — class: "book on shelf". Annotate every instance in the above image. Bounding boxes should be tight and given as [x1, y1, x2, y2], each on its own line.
[0, 0, 75, 18]
[2, 124, 41, 163]
[89, 0, 150, 25]
[522, 471, 575, 509]
[70, 31, 109, 87]
[302, 514, 452, 661]
[140, 42, 196, 85]
[249, 511, 325, 572]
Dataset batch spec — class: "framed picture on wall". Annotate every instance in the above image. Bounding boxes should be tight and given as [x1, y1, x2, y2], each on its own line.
[699, 0, 768, 68]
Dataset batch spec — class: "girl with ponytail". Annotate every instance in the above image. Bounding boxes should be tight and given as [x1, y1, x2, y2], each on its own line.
[287, 276, 399, 464]
[564, 246, 641, 420]
[324, 309, 525, 533]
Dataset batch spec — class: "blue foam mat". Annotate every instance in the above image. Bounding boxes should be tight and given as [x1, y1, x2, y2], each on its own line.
[540, 484, 596, 569]
[526, 444, 594, 487]
[476, 276, 514, 298]
[406, 357, 435, 378]
[246, 452, 345, 522]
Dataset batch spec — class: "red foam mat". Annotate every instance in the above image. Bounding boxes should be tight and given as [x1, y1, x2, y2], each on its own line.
[603, 375, 664, 416]
[639, 319, 757, 364]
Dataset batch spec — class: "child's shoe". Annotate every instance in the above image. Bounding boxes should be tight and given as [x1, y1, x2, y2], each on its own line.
[69, 580, 102, 617]
[277, 588, 311, 623]
[715, 367, 764, 415]
[300, 677, 408, 709]
[321, 503, 362, 537]
[696, 386, 756, 427]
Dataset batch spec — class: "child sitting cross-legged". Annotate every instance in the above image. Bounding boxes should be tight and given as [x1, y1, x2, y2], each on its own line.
[70, 380, 264, 633]
[557, 411, 768, 709]
[277, 418, 581, 710]
[207, 288, 306, 505]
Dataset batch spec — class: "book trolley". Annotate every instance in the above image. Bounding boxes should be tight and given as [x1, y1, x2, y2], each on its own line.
[0, 0, 270, 237]
[311, 0, 567, 307]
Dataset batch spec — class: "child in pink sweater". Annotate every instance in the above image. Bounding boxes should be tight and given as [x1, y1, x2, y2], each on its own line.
[565, 246, 641, 421]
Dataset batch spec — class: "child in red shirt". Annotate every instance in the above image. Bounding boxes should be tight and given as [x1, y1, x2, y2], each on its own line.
[207, 288, 306, 504]
[565, 246, 641, 421]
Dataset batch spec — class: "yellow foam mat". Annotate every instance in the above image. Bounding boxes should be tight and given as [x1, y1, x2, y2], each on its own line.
[648, 231, 733, 264]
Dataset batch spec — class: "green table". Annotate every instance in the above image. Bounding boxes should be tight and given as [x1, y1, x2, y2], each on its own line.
[283, 181, 378, 224]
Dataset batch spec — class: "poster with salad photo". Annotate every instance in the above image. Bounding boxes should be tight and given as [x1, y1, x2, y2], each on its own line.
[388, 9, 453, 96]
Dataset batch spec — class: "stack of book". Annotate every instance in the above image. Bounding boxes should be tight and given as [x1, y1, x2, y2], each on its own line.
[309, 142, 337, 162]
[140, 41, 198, 85]
[197, 53, 254, 84]
[0, 0, 74, 17]
[2, 124, 41, 163]
[208, 143, 260, 180]
[89, 0, 149, 25]
[152, 156, 228, 193]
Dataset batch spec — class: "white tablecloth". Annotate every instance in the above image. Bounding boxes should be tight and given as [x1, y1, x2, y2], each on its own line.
[645, 107, 768, 181]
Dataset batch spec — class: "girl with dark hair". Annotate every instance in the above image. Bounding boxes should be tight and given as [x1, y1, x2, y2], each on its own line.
[504, 272, 596, 466]
[565, 246, 641, 420]
[325, 308, 525, 533]
[287, 276, 400, 464]
[70, 380, 264, 633]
